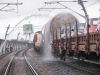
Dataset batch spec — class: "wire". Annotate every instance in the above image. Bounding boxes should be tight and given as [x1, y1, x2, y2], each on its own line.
[5, 10, 17, 13]
[40, 0, 61, 26]
[78, 0, 100, 12]
[85, 0, 100, 8]
[0, 4, 9, 11]
[34, 0, 60, 31]
[75, 0, 90, 12]
[41, 4, 48, 9]
[37, 2, 52, 27]
[7, 5, 14, 10]
[48, 3, 58, 13]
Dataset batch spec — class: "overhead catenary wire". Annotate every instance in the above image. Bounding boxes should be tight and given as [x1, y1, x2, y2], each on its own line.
[38, 4, 51, 19]
[34, 2, 52, 30]
[75, 0, 90, 12]
[0, 2, 22, 12]
[38, 3, 51, 24]
[30, 0, 54, 32]
[40, 4, 48, 9]
[33, 0, 58, 31]
[0, 4, 9, 11]
[85, 0, 100, 8]
[3, 10, 17, 13]
[7, 5, 15, 10]
[78, 0, 100, 12]
[39, 0, 62, 27]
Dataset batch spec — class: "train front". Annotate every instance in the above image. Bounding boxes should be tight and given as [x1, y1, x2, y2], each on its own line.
[34, 31, 43, 52]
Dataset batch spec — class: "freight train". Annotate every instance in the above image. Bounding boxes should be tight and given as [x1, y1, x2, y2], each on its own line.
[33, 12, 100, 62]
[51, 17, 100, 62]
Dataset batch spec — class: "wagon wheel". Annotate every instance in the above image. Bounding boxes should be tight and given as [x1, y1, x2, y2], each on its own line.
[74, 50, 76, 56]
[87, 51, 90, 55]
[81, 57, 85, 61]
[63, 57, 66, 61]
[96, 51, 99, 56]
[78, 56, 80, 60]
[77, 52, 81, 61]
[60, 54, 63, 60]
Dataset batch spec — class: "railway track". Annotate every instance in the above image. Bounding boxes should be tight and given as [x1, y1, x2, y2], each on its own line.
[4, 50, 21, 75]
[59, 60, 100, 75]
[3, 50, 38, 75]
[24, 50, 38, 75]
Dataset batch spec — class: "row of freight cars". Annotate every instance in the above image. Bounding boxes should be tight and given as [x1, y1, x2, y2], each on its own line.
[51, 16, 100, 62]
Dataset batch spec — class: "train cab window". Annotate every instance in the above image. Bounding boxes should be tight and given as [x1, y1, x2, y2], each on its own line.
[78, 25, 85, 29]
[98, 17, 100, 24]
[92, 18, 98, 25]
[74, 23, 85, 29]
[97, 17, 100, 30]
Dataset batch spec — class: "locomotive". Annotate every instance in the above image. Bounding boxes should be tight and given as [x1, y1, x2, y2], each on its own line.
[33, 31, 43, 52]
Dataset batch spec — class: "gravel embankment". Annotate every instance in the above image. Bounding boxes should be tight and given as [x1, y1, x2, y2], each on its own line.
[26, 49, 55, 75]
[26, 49, 93, 75]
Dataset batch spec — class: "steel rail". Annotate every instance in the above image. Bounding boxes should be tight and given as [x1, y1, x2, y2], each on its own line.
[64, 62, 100, 75]
[24, 51, 38, 75]
[70, 63, 100, 75]
[4, 50, 22, 75]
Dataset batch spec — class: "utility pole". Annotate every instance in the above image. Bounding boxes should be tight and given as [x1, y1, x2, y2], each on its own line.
[17, 32, 20, 40]
[28, 21, 31, 43]
[5, 24, 10, 39]
[78, 0, 90, 54]
[2, 24, 10, 54]
[29, 33, 31, 43]
[25, 35, 27, 41]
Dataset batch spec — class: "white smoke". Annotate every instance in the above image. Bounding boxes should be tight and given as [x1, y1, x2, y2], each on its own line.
[42, 12, 77, 61]
[42, 18, 54, 61]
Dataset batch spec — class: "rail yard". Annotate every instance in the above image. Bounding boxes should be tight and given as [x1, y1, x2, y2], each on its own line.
[0, 0, 100, 75]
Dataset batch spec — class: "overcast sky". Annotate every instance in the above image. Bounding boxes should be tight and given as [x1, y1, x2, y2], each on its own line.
[0, 0, 100, 41]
